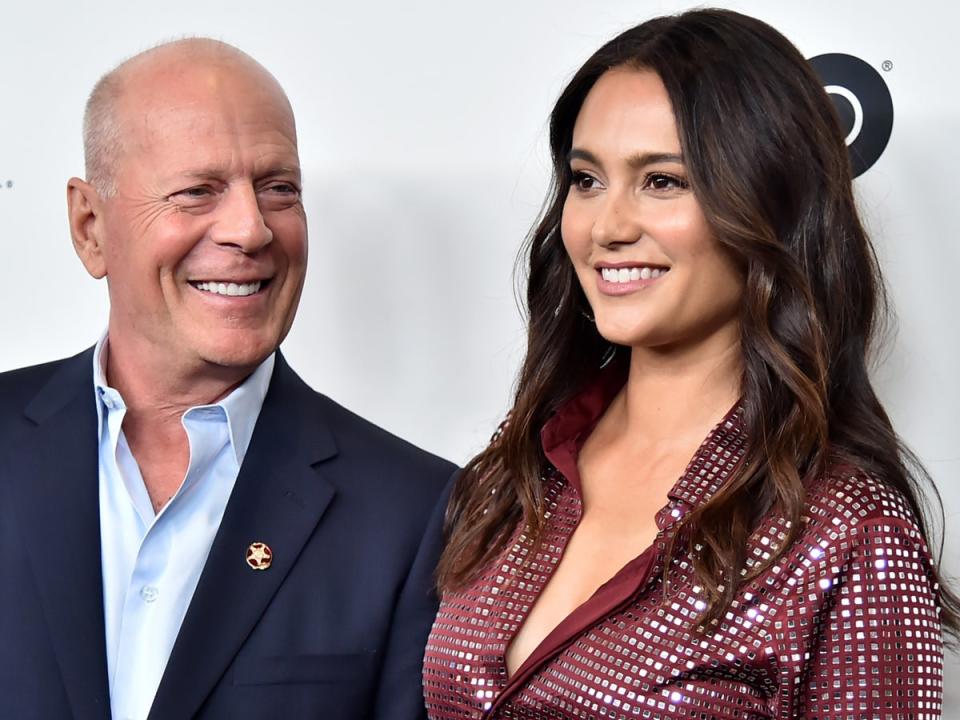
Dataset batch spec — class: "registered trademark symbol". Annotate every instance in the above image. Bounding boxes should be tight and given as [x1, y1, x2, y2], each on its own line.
[881, 60, 893, 72]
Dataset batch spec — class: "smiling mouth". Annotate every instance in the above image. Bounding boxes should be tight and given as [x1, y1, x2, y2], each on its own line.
[599, 266, 669, 283]
[189, 280, 269, 297]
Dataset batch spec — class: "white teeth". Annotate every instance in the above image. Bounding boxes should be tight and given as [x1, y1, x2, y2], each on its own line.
[600, 267, 669, 284]
[194, 280, 263, 297]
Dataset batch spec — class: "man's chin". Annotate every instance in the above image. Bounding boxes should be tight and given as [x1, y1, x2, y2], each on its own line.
[196, 336, 279, 372]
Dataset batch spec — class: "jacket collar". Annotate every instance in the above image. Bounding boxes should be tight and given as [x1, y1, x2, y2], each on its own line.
[147, 351, 339, 719]
[15, 346, 111, 720]
[16, 348, 342, 720]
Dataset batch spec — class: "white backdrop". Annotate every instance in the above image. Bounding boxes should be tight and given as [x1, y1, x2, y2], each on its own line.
[2, 0, 958, 710]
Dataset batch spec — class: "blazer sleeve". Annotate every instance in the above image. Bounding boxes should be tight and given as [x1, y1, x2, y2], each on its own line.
[372, 469, 456, 720]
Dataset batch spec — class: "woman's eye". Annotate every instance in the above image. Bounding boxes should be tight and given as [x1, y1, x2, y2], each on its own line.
[571, 171, 600, 192]
[644, 173, 688, 192]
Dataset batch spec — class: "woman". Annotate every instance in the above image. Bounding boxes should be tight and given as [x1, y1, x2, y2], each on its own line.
[423, 8, 956, 719]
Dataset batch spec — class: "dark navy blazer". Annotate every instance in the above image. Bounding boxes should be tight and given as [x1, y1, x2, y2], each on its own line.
[0, 348, 456, 719]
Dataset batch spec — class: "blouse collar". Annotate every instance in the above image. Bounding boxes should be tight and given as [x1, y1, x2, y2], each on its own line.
[539, 360, 747, 512]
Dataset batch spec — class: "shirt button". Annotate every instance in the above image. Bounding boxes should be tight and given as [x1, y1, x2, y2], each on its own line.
[140, 585, 159, 603]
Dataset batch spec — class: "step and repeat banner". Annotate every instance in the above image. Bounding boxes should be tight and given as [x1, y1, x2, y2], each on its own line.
[2, 0, 958, 706]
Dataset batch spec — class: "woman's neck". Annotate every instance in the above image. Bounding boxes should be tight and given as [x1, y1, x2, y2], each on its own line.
[615, 329, 743, 445]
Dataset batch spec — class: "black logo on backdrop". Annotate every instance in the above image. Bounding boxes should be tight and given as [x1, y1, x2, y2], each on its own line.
[809, 54, 893, 177]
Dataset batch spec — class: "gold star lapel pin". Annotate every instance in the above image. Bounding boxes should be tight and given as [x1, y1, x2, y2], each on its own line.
[246, 541, 273, 570]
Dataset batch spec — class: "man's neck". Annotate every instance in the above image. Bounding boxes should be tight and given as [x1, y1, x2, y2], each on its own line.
[101, 335, 264, 514]
[103, 336, 257, 419]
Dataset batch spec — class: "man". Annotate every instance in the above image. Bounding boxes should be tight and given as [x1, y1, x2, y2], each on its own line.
[0, 39, 455, 720]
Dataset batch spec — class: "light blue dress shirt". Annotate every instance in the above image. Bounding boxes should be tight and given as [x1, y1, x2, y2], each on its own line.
[93, 335, 275, 720]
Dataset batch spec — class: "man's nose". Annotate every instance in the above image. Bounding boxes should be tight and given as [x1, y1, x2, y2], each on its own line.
[590, 188, 642, 247]
[210, 185, 273, 252]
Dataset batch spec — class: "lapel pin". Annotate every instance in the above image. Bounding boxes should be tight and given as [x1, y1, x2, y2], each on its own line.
[246, 541, 273, 570]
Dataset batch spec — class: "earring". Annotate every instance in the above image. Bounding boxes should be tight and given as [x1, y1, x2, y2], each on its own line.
[599, 345, 617, 368]
[552, 286, 594, 322]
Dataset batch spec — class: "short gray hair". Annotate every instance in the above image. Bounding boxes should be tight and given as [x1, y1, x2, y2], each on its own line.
[82, 69, 124, 197]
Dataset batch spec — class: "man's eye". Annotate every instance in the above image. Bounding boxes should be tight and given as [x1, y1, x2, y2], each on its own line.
[263, 183, 300, 195]
[643, 173, 688, 192]
[259, 183, 302, 210]
[173, 186, 214, 201]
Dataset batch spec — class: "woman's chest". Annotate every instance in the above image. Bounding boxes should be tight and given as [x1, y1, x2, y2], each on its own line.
[425, 567, 780, 719]
[424, 483, 785, 719]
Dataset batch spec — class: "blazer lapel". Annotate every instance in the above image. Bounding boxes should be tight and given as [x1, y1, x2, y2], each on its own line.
[11, 349, 111, 720]
[148, 354, 339, 720]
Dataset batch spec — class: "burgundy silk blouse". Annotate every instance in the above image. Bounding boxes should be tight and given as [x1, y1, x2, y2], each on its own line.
[423, 370, 943, 718]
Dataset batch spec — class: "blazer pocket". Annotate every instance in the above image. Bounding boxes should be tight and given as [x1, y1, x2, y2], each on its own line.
[232, 652, 377, 686]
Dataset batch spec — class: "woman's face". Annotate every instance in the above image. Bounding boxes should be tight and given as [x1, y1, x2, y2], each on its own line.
[561, 67, 743, 356]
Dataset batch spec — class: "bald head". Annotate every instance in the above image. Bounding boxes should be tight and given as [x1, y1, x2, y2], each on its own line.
[83, 38, 294, 196]
[67, 36, 307, 381]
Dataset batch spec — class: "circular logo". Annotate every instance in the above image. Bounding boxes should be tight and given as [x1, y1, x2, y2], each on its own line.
[246, 541, 273, 570]
[808, 54, 893, 177]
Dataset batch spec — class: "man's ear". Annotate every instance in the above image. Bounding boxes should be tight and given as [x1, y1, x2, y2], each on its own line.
[67, 178, 108, 279]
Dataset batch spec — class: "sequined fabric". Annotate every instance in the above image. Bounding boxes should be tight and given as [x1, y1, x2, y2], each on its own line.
[424, 387, 943, 718]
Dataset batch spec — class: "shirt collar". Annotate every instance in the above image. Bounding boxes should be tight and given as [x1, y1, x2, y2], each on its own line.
[92, 332, 276, 467]
[216, 353, 275, 466]
[539, 361, 747, 510]
[92, 332, 113, 442]
[539, 360, 627, 496]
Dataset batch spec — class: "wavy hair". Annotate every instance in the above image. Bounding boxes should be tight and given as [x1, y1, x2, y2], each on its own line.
[438, 8, 959, 633]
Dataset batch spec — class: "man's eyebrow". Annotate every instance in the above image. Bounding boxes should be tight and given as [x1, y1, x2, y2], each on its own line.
[262, 166, 302, 177]
[567, 148, 684, 168]
[174, 165, 303, 181]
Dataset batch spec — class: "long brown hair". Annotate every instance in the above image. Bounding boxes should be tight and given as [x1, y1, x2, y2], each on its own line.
[438, 8, 959, 633]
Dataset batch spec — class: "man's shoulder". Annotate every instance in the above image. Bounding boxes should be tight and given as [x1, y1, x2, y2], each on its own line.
[267, 356, 458, 491]
[0, 356, 70, 393]
[0, 349, 92, 420]
[308, 387, 456, 480]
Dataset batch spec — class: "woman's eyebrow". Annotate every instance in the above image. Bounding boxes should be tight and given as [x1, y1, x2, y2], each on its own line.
[626, 151, 684, 168]
[567, 148, 684, 168]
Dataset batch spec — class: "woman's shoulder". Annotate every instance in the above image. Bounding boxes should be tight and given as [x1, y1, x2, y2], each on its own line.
[748, 461, 936, 585]
[782, 462, 938, 580]
[801, 460, 926, 536]
[759, 460, 941, 619]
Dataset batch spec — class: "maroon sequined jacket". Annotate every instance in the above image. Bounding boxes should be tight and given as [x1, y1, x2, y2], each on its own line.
[423, 371, 943, 719]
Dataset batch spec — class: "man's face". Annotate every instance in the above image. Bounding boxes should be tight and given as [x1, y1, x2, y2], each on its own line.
[96, 57, 307, 376]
